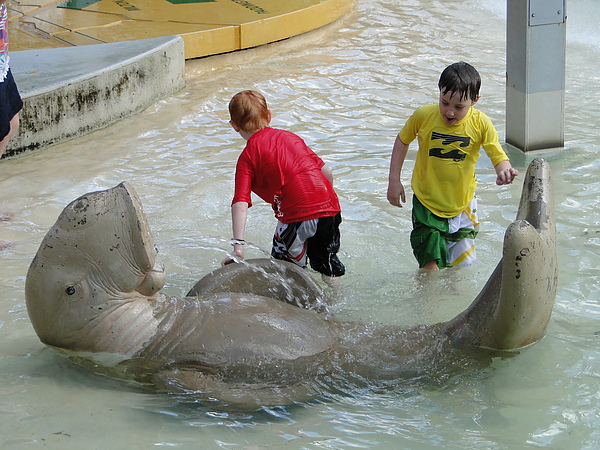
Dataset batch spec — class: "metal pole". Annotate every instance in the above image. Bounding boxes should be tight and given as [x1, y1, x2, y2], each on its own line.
[506, 0, 566, 152]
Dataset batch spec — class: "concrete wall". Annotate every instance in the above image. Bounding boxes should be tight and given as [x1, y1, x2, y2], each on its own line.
[5, 36, 185, 159]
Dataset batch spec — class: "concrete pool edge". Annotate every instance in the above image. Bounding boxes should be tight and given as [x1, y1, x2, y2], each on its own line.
[5, 35, 186, 159]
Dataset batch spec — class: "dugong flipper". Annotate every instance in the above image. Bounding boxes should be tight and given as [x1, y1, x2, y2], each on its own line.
[444, 158, 557, 349]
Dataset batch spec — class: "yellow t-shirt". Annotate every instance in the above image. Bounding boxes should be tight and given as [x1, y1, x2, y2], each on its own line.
[399, 104, 508, 218]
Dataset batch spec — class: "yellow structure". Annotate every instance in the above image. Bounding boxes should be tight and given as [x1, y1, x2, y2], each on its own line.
[8, 0, 354, 59]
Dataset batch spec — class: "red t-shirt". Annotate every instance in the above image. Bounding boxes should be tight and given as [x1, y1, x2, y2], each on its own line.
[232, 127, 341, 224]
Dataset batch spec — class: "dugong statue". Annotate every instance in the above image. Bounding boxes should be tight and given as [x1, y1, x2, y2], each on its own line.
[25, 158, 557, 410]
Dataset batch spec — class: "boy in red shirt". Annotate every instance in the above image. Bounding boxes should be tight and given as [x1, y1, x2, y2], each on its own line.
[222, 90, 345, 279]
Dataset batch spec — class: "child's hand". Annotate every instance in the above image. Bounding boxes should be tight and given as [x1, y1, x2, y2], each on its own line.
[221, 256, 236, 266]
[387, 180, 406, 207]
[496, 167, 519, 186]
[221, 246, 244, 266]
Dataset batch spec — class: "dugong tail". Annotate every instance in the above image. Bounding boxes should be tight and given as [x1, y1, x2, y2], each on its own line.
[444, 158, 558, 350]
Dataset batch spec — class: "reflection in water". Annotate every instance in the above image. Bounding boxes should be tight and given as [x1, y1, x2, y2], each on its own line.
[1, 0, 600, 447]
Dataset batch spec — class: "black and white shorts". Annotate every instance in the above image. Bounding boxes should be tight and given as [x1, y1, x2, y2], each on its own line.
[271, 213, 345, 277]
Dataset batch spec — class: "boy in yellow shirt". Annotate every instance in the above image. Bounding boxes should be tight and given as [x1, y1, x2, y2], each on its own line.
[387, 62, 518, 270]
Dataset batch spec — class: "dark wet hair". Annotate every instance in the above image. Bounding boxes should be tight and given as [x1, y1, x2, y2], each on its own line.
[229, 90, 270, 133]
[438, 62, 481, 102]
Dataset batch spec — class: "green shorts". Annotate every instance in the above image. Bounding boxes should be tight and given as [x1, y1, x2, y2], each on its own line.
[410, 196, 479, 269]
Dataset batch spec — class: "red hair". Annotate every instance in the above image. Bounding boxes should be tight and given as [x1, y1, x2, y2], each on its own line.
[228, 90, 270, 133]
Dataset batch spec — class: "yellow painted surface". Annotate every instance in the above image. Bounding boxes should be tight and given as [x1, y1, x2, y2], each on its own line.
[8, 0, 354, 59]
[240, 0, 351, 49]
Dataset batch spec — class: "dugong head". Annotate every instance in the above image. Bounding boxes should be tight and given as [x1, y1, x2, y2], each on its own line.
[25, 182, 165, 349]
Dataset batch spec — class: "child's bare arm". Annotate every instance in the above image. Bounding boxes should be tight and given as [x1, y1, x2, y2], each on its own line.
[387, 136, 409, 207]
[222, 201, 249, 266]
[321, 164, 334, 185]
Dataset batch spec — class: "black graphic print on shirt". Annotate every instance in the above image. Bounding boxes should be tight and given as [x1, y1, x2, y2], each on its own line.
[429, 131, 471, 162]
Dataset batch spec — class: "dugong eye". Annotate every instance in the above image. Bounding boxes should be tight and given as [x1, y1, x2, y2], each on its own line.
[65, 285, 76, 296]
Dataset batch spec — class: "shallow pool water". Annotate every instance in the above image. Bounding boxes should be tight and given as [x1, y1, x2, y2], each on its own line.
[1, 0, 600, 448]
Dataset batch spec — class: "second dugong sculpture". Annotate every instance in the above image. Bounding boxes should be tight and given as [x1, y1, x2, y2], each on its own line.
[25, 158, 557, 409]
